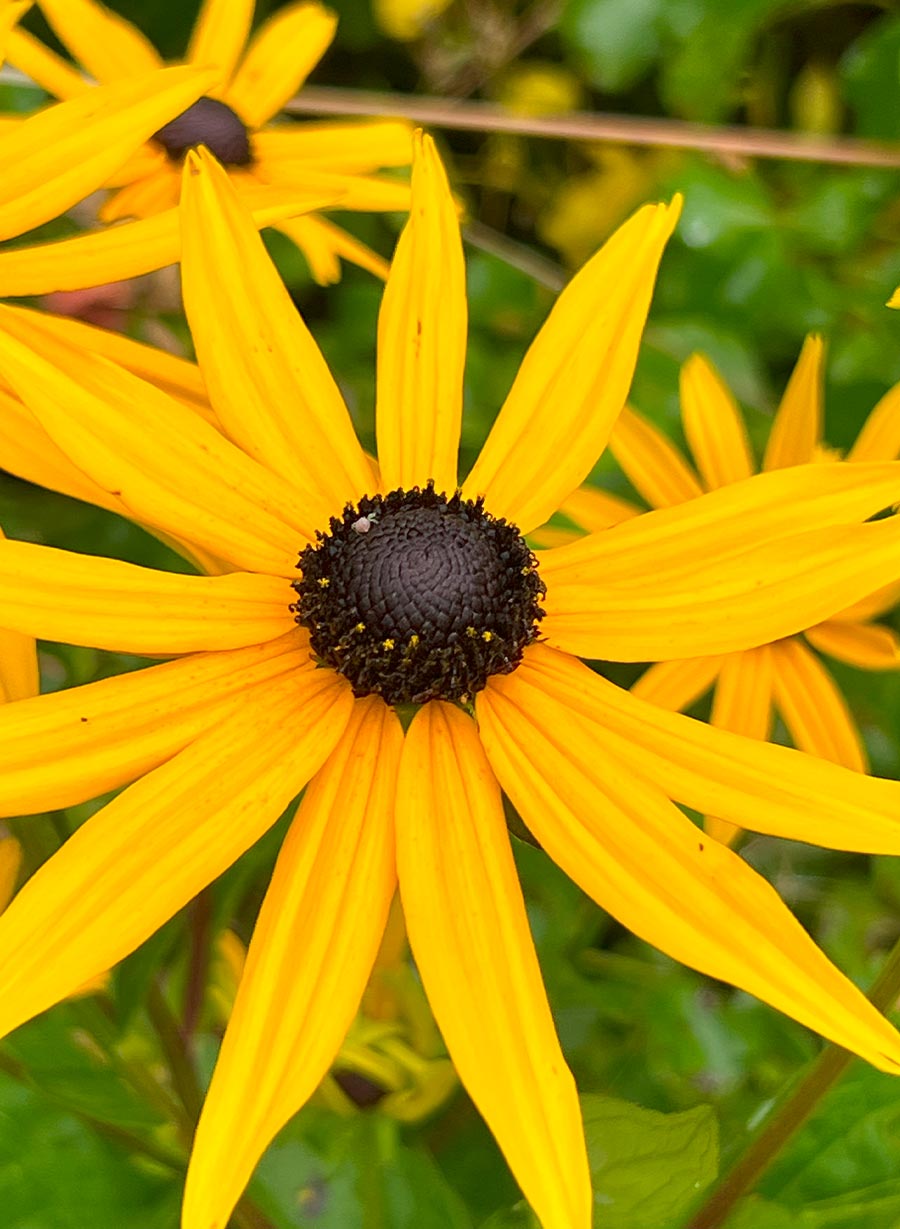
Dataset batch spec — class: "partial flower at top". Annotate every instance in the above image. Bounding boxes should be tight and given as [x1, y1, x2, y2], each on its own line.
[4, 138, 900, 1228]
[5, 0, 413, 283]
[544, 339, 900, 845]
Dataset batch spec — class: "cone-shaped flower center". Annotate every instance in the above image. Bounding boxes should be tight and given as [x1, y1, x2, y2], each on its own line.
[153, 97, 252, 166]
[292, 484, 546, 706]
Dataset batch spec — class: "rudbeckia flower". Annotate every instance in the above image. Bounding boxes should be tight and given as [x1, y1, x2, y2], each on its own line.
[4, 139, 900, 1229]
[5, 0, 412, 284]
[561, 339, 900, 843]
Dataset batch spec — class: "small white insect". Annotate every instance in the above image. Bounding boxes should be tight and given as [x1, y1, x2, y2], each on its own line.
[351, 514, 377, 534]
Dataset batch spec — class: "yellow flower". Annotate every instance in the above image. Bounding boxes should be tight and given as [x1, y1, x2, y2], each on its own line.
[561, 338, 900, 844]
[5, 0, 412, 284]
[3, 137, 900, 1228]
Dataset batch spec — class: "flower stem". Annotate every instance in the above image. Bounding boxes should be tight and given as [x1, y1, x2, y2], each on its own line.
[685, 934, 900, 1229]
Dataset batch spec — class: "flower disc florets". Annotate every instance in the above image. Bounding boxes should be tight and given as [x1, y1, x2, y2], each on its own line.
[291, 483, 546, 706]
[153, 97, 252, 166]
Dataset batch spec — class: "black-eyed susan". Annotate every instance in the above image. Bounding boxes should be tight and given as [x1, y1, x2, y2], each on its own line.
[6, 0, 412, 284]
[566, 339, 899, 842]
[4, 139, 900, 1229]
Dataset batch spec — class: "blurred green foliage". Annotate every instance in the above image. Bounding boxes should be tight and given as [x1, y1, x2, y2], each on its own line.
[4, 0, 900, 1226]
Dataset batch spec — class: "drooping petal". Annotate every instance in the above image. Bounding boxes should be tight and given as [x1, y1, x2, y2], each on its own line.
[762, 335, 825, 470]
[770, 637, 867, 771]
[505, 644, 900, 855]
[5, 26, 89, 98]
[542, 515, 900, 662]
[35, 0, 162, 82]
[0, 530, 38, 705]
[847, 382, 900, 462]
[477, 665, 900, 1074]
[0, 634, 309, 817]
[0, 669, 352, 1041]
[397, 702, 591, 1229]
[0, 65, 212, 241]
[608, 405, 703, 507]
[0, 183, 324, 295]
[805, 619, 900, 670]
[253, 120, 413, 173]
[376, 132, 465, 494]
[464, 198, 681, 533]
[0, 311, 314, 572]
[256, 165, 412, 212]
[679, 354, 755, 489]
[273, 213, 390, 283]
[184, 698, 401, 1229]
[224, 1, 337, 128]
[186, 0, 253, 91]
[537, 461, 900, 589]
[706, 646, 774, 844]
[180, 150, 373, 518]
[630, 656, 723, 711]
[0, 538, 294, 653]
[835, 580, 900, 624]
[0, 302, 212, 418]
[96, 167, 178, 222]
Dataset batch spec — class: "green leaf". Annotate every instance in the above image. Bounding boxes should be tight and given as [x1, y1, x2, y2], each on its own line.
[559, 0, 662, 93]
[582, 1093, 718, 1227]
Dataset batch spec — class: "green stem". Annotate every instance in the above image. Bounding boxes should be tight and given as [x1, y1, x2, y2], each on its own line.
[146, 980, 204, 1124]
[685, 934, 900, 1229]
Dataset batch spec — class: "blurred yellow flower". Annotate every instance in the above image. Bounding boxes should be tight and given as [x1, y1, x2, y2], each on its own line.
[4, 0, 412, 284]
[373, 0, 453, 42]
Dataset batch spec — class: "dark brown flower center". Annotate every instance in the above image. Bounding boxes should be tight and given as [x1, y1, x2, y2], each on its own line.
[152, 97, 252, 166]
[291, 484, 545, 706]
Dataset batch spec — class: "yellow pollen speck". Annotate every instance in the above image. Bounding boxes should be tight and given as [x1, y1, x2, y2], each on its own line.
[317, 577, 330, 588]
[409, 633, 420, 647]
[383, 638, 395, 650]
[482, 630, 494, 642]
[466, 626, 478, 638]
[520, 565, 532, 576]
[355, 621, 366, 633]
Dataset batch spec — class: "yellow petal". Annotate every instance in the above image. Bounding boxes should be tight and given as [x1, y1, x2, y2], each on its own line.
[508, 643, 900, 855]
[847, 382, 900, 463]
[477, 661, 900, 1074]
[559, 484, 640, 531]
[97, 168, 178, 222]
[184, 697, 401, 1229]
[538, 462, 900, 589]
[5, 26, 89, 98]
[542, 514, 900, 661]
[0, 669, 352, 1040]
[0, 835, 22, 914]
[0, 634, 309, 817]
[397, 702, 590, 1229]
[630, 655, 723, 710]
[376, 132, 465, 494]
[0, 65, 212, 241]
[257, 164, 413, 213]
[253, 120, 414, 173]
[464, 198, 681, 534]
[679, 354, 755, 489]
[762, 335, 825, 470]
[0, 530, 38, 705]
[0, 2, 30, 64]
[0, 302, 211, 419]
[608, 405, 703, 507]
[274, 212, 390, 283]
[835, 579, 900, 624]
[705, 646, 774, 844]
[0, 310, 312, 572]
[180, 150, 373, 519]
[888, 286, 900, 309]
[0, 538, 293, 653]
[771, 637, 867, 771]
[224, 1, 337, 128]
[805, 618, 900, 670]
[0, 182, 331, 295]
[36, 0, 162, 82]
[187, 0, 253, 91]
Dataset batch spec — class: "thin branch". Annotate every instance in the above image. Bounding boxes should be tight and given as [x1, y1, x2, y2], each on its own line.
[284, 86, 900, 169]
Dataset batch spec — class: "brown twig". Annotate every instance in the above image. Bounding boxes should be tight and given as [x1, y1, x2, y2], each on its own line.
[285, 86, 900, 169]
